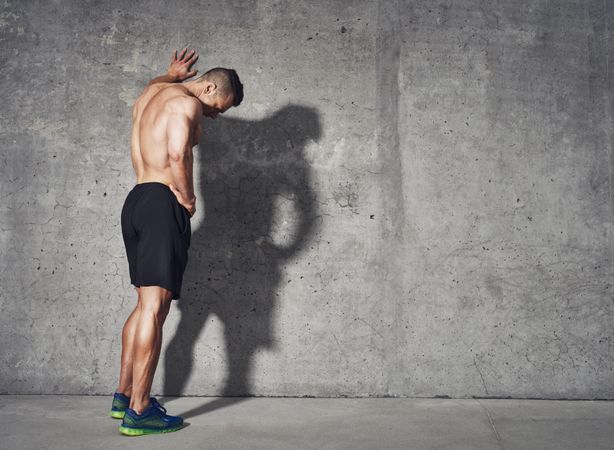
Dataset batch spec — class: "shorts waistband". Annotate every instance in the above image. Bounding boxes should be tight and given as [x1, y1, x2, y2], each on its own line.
[133, 181, 171, 190]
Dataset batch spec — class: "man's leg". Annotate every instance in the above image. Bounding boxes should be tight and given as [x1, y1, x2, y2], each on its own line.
[116, 289, 142, 397]
[129, 286, 173, 414]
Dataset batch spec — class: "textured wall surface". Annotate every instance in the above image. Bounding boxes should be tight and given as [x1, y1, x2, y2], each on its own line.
[1, 0, 613, 398]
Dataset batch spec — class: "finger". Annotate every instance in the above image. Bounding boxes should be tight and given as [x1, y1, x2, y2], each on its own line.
[181, 49, 195, 63]
[179, 47, 188, 59]
[172, 49, 177, 62]
[187, 70, 198, 78]
[186, 53, 199, 66]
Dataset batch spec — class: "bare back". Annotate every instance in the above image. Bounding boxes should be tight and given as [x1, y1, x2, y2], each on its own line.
[130, 83, 202, 185]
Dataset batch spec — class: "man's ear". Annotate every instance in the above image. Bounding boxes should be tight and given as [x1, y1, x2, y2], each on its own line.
[204, 82, 217, 95]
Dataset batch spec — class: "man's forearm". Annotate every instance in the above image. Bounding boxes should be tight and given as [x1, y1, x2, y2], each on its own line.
[148, 73, 180, 86]
[169, 155, 196, 203]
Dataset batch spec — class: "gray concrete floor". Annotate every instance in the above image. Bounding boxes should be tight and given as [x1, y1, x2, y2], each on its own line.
[0, 395, 613, 450]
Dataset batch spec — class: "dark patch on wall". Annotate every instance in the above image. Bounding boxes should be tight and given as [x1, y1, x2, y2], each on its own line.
[164, 105, 322, 396]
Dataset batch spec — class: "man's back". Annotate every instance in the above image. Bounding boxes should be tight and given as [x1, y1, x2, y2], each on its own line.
[130, 83, 202, 185]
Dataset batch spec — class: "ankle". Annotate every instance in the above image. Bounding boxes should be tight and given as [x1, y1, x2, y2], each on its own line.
[130, 398, 151, 415]
[116, 385, 132, 397]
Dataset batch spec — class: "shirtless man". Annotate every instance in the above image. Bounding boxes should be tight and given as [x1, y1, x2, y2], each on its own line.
[109, 48, 244, 436]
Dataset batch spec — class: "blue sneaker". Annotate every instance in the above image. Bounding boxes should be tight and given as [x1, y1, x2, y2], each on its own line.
[118, 399, 184, 436]
[109, 392, 130, 419]
[109, 393, 164, 420]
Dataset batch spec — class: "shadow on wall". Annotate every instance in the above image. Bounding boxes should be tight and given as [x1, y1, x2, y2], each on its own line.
[162, 104, 322, 406]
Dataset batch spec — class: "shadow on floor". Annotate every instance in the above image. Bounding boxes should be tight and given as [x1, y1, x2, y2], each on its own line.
[157, 396, 250, 419]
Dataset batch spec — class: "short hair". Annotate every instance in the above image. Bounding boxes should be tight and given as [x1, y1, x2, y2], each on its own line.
[197, 67, 243, 107]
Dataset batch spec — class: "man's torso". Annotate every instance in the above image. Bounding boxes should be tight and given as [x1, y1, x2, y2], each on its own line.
[131, 83, 202, 185]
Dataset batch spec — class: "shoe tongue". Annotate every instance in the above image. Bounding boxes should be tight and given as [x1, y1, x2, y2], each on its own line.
[146, 402, 158, 411]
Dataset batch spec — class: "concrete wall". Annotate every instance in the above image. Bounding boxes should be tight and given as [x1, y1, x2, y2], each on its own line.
[1, 0, 612, 399]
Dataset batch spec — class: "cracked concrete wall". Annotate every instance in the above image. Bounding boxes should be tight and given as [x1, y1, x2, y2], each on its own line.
[1, 0, 612, 398]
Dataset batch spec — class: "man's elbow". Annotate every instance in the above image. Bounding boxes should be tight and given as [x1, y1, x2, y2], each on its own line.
[168, 149, 183, 163]
[169, 146, 191, 164]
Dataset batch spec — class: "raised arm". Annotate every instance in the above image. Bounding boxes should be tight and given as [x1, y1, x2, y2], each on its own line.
[167, 99, 200, 217]
[148, 48, 199, 86]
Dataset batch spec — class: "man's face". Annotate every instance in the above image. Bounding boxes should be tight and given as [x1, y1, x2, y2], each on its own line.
[202, 92, 234, 119]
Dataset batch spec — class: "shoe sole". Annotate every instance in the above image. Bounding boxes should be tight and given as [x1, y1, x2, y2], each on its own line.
[109, 410, 125, 419]
[119, 424, 184, 436]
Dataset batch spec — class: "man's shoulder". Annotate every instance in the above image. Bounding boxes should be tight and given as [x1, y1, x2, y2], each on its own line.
[162, 88, 201, 118]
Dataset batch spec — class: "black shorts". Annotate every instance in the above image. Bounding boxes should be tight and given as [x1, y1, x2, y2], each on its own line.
[121, 182, 191, 300]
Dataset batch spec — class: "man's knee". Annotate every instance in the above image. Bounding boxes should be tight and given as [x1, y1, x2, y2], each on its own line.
[138, 286, 173, 319]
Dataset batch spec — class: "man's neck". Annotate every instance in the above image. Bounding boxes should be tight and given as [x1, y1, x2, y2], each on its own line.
[183, 80, 205, 101]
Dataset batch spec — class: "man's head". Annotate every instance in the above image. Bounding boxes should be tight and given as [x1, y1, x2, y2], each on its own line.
[193, 67, 243, 119]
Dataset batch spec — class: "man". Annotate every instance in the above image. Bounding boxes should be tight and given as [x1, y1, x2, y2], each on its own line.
[110, 48, 244, 436]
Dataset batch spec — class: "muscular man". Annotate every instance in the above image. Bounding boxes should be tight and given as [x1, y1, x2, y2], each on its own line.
[109, 48, 244, 436]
